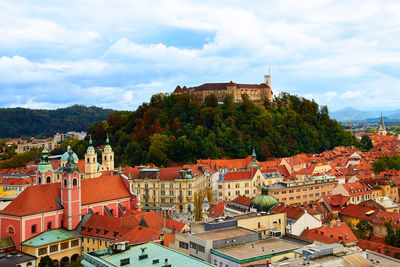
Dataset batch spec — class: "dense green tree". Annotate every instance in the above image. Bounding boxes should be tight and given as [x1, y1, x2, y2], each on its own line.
[147, 134, 171, 167]
[205, 94, 218, 107]
[86, 92, 360, 166]
[384, 219, 400, 247]
[0, 105, 113, 138]
[373, 155, 400, 173]
[360, 135, 373, 151]
[356, 219, 373, 239]
[39, 256, 56, 267]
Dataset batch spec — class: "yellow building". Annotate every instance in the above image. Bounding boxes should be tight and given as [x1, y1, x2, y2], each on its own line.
[129, 166, 207, 213]
[81, 235, 111, 253]
[84, 136, 115, 179]
[21, 229, 81, 266]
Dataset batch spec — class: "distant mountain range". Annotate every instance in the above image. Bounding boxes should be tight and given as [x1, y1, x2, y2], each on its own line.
[330, 107, 400, 122]
[0, 105, 114, 138]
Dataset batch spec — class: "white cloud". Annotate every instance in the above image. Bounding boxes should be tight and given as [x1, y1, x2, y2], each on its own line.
[1, 0, 400, 111]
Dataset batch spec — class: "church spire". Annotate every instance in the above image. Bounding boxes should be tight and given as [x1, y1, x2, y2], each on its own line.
[380, 113, 385, 128]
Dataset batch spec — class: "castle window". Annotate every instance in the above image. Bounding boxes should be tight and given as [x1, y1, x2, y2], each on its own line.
[73, 179, 78, 186]
[46, 176, 51, 184]
[6, 225, 14, 234]
[64, 179, 67, 187]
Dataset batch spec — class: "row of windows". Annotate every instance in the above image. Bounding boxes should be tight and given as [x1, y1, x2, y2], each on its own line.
[38, 240, 78, 255]
[141, 183, 192, 189]
[190, 242, 205, 253]
[83, 237, 108, 247]
[279, 192, 325, 202]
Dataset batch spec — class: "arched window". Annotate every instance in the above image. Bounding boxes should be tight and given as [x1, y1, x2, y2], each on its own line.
[73, 179, 78, 186]
[6, 225, 14, 234]
[110, 156, 112, 160]
[87, 158, 90, 163]
[38, 177, 42, 184]
[64, 179, 67, 187]
[27, 263, 33, 266]
[104, 156, 107, 161]
[46, 176, 51, 184]
[93, 157, 96, 163]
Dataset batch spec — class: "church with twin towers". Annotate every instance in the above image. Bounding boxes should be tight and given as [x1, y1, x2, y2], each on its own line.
[84, 135, 115, 179]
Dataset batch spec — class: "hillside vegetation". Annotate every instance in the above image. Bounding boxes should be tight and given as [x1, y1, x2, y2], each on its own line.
[0, 105, 114, 138]
[88, 92, 359, 167]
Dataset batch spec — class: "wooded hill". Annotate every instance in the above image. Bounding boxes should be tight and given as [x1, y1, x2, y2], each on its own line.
[0, 105, 114, 138]
[88, 92, 359, 167]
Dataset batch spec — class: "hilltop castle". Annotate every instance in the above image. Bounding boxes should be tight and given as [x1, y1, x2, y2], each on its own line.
[174, 73, 273, 103]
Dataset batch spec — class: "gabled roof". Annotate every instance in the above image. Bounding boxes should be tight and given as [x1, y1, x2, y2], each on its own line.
[208, 201, 230, 218]
[322, 194, 350, 211]
[342, 181, 369, 196]
[272, 203, 320, 220]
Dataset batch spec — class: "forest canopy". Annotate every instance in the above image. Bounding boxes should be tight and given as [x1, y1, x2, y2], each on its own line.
[88, 92, 359, 167]
[0, 105, 114, 138]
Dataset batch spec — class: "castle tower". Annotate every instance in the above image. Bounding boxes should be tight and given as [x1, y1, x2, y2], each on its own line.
[37, 147, 54, 184]
[61, 149, 81, 230]
[102, 134, 114, 171]
[263, 68, 272, 102]
[378, 113, 387, 136]
[85, 136, 98, 179]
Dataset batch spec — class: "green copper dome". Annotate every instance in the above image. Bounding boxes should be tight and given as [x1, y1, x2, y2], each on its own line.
[87, 136, 95, 152]
[61, 146, 78, 161]
[250, 187, 279, 212]
[104, 134, 112, 150]
[38, 147, 53, 173]
[64, 149, 79, 174]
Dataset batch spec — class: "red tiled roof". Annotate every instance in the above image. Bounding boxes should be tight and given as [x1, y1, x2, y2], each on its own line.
[80, 215, 128, 240]
[272, 203, 320, 220]
[114, 226, 174, 247]
[340, 204, 400, 227]
[1, 175, 131, 216]
[231, 195, 252, 206]
[223, 170, 255, 181]
[342, 181, 370, 196]
[357, 239, 400, 259]
[300, 223, 357, 245]
[0, 177, 34, 185]
[208, 201, 229, 218]
[322, 194, 350, 211]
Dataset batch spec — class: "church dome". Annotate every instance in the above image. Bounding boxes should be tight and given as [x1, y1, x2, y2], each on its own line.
[61, 146, 78, 161]
[250, 187, 279, 212]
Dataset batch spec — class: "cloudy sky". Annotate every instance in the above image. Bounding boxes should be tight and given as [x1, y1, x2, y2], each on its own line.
[1, 0, 400, 112]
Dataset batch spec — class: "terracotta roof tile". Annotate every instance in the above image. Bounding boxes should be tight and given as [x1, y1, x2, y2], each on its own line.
[1, 175, 131, 216]
[300, 223, 357, 245]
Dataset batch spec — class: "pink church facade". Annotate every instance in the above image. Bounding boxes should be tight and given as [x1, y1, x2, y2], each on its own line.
[0, 150, 137, 250]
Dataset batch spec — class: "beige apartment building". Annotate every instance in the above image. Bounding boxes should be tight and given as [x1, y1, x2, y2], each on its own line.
[128, 166, 207, 213]
[13, 138, 57, 154]
[268, 175, 338, 205]
[216, 169, 283, 201]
